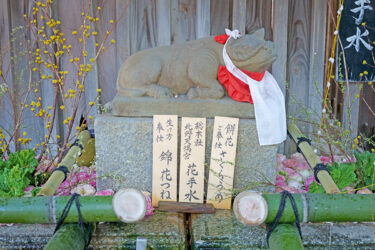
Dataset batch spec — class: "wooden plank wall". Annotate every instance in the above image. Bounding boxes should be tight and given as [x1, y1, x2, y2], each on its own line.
[0, 0, 328, 154]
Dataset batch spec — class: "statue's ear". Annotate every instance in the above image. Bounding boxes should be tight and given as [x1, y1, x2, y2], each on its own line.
[252, 28, 265, 39]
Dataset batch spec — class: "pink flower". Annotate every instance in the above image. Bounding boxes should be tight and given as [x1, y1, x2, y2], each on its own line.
[357, 188, 372, 194]
[304, 176, 315, 191]
[277, 154, 287, 165]
[319, 156, 332, 165]
[24, 185, 34, 192]
[275, 174, 286, 187]
[341, 186, 355, 194]
[143, 191, 154, 216]
[282, 159, 300, 170]
[71, 184, 96, 196]
[95, 189, 115, 196]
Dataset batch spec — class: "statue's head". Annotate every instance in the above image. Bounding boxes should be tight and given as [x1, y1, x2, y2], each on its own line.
[226, 28, 277, 73]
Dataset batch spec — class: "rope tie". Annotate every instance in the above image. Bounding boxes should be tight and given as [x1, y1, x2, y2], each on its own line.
[54, 193, 92, 248]
[266, 191, 302, 248]
[296, 136, 311, 153]
[313, 163, 330, 184]
[52, 166, 69, 182]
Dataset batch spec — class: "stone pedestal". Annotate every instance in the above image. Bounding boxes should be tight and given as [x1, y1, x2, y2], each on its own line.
[191, 210, 375, 249]
[95, 96, 277, 194]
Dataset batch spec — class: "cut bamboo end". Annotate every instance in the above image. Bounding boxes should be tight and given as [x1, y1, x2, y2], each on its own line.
[112, 189, 147, 223]
[233, 190, 268, 226]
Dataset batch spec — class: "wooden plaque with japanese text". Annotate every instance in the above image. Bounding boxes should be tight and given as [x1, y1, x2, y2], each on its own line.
[206, 116, 239, 209]
[179, 117, 206, 203]
[152, 115, 178, 207]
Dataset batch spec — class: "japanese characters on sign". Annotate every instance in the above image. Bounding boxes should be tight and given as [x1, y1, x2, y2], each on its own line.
[152, 115, 178, 207]
[179, 118, 206, 203]
[206, 116, 239, 209]
[336, 0, 374, 81]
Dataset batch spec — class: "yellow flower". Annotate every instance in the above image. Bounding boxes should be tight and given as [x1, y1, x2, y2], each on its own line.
[110, 19, 114, 24]
[96, 88, 102, 93]
[97, 6, 101, 10]
[60, 105, 65, 110]
[364, 70, 368, 75]
[56, 135, 60, 139]
[369, 82, 373, 85]
[63, 119, 68, 124]
[23, 132, 27, 136]
[89, 58, 95, 63]
[89, 102, 94, 106]
[81, 12, 85, 16]
[363, 60, 367, 64]
[362, 22, 366, 26]
[34, 89, 38, 93]
[111, 39, 116, 44]
[75, 126, 81, 130]
[89, 115, 93, 119]
[48, 106, 52, 110]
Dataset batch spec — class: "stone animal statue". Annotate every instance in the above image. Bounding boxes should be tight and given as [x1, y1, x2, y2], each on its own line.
[116, 28, 277, 99]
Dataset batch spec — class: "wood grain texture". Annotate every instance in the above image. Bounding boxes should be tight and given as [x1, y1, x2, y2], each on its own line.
[92, 0, 118, 104]
[232, 0, 246, 35]
[57, 0, 88, 138]
[286, 0, 312, 154]
[246, 0, 272, 40]
[156, 0, 171, 46]
[308, 0, 326, 120]
[196, 0, 210, 38]
[0, 0, 14, 151]
[9, 0, 44, 149]
[171, 0, 196, 44]
[210, 0, 230, 35]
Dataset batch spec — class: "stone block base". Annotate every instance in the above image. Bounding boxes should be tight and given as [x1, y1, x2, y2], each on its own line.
[95, 114, 277, 193]
[191, 210, 375, 249]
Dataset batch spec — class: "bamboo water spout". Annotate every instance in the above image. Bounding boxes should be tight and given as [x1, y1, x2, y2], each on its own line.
[288, 123, 339, 194]
[0, 189, 147, 224]
[233, 192, 375, 226]
[37, 130, 91, 196]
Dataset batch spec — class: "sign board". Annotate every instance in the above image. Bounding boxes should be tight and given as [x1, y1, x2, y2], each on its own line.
[206, 116, 239, 209]
[152, 115, 178, 207]
[179, 117, 206, 203]
[336, 0, 375, 82]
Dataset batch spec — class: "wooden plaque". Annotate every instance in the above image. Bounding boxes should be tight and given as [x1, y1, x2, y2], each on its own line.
[206, 116, 239, 209]
[179, 117, 206, 203]
[152, 115, 178, 207]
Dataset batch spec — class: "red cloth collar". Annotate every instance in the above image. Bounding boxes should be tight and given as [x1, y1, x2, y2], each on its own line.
[215, 34, 265, 103]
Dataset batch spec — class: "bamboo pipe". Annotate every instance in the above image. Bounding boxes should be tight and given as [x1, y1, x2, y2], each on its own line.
[44, 224, 91, 250]
[288, 123, 339, 193]
[233, 192, 375, 225]
[268, 224, 304, 250]
[38, 130, 91, 196]
[0, 189, 147, 224]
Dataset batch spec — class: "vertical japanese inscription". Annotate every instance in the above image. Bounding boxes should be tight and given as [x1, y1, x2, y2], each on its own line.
[152, 115, 178, 207]
[207, 116, 239, 209]
[179, 117, 206, 203]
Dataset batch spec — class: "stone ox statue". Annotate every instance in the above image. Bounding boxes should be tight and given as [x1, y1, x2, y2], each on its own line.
[116, 28, 277, 100]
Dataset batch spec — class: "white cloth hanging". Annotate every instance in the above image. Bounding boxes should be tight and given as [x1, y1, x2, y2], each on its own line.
[223, 29, 287, 146]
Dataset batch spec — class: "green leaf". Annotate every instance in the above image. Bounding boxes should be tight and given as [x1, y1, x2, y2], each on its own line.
[307, 181, 325, 193]
[0, 149, 38, 197]
[328, 162, 357, 189]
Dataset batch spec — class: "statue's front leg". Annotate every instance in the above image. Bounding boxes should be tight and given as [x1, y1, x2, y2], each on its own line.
[187, 50, 224, 99]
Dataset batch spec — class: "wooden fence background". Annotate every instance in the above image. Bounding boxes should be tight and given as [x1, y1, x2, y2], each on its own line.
[0, 0, 370, 154]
